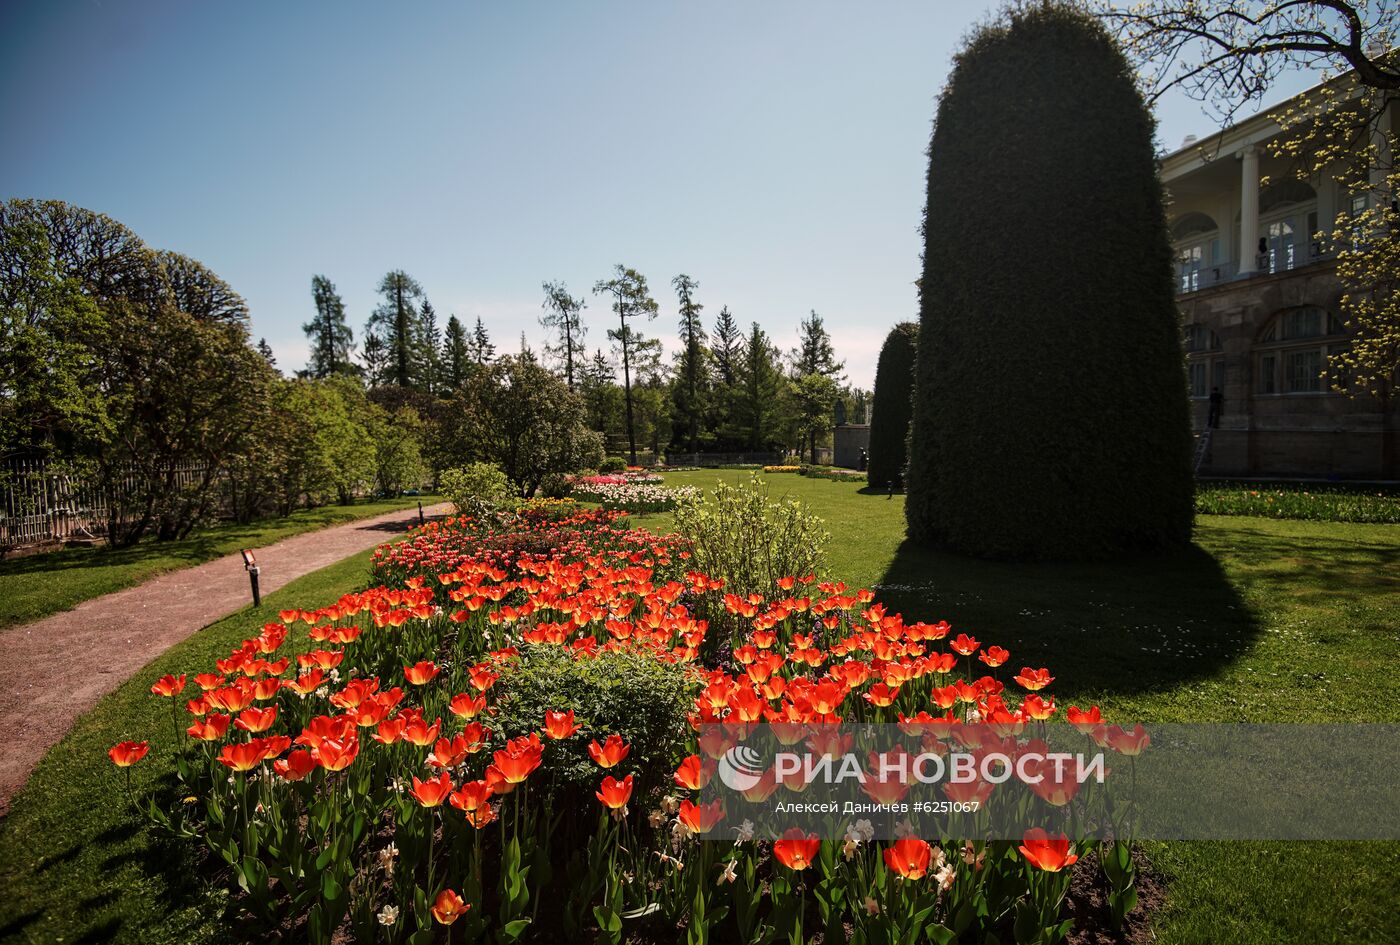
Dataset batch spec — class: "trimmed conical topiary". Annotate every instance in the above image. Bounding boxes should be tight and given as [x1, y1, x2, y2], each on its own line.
[904, 2, 1193, 559]
[868, 322, 918, 489]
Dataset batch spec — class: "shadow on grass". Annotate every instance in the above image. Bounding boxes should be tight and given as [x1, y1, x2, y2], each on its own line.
[874, 537, 1259, 699]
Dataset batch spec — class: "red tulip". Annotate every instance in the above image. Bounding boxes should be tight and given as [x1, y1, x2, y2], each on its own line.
[108, 741, 149, 767]
[150, 674, 186, 697]
[772, 828, 821, 871]
[677, 798, 725, 835]
[273, 749, 317, 781]
[314, 735, 359, 771]
[883, 836, 933, 879]
[588, 733, 630, 768]
[1013, 667, 1054, 691]
[431, 888, 469, 925]
[411, 772, 454, 807]
[404, 661, 439, 686]
[543, 709, 580, 739]
[217, 740, 267, 772]
[1018, 829, 1078, 872]
[595, 774, 633, 810]
[235, 705, 278, 733]
[187, 714, 232, 741]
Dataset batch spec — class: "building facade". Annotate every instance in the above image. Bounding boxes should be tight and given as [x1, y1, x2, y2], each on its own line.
[1163, 85, 1398, 479]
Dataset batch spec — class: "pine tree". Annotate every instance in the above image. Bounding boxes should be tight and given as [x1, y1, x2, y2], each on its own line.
[789, 310, 845, 462]
[593, 265, 659, 465]
[361, 331, 389, 386]
[868, 322, 918, 488]
[467, 316, 496, 366]
[302, 275, 354, 378]
[671, 273, 709, 454]
[256, 337, 277, 368]
[540, 280, 587, 389]
[711, 306, 741, 386]
[734, 322, 786, 451]
[419, 298, 442, 394]
[442, 315, 470, 390]
[904, 3, 1193, 558]
[791, 310, 844, 380]
[365, 270, 424, 389]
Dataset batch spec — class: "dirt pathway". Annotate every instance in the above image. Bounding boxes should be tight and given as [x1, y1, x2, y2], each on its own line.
[0, 502, 451, 815]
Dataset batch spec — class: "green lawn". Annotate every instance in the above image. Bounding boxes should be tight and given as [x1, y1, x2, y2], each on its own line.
[0, 550, 380, 945]
[0, 496, 434, 631]
[1, 474, 1397, 944]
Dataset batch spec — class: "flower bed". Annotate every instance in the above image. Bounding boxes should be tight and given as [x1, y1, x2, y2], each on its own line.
[763, 465, 802, 473]
[799, 465, 868, 483]
[1195, 483, 1400, 524]
[115, 512, 1144, 944]
[570, 476, 699, 512]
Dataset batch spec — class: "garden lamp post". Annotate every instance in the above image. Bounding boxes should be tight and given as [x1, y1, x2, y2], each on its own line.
[241, 549, 261, 607]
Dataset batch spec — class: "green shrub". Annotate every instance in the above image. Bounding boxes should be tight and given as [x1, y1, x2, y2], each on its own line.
[868, 322, 918, 489]
[904, 3, 1193, 559]
[798, 465, 866, 483]
[439, 462, 513, 517]
[599, 456, 627, 473]
[672, 473, 829, 600]
[492, 645, 695, 805]
[539, 471, 573, 499]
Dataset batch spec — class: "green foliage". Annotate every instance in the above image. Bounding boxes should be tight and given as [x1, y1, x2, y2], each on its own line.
[671, 473, 829, 600]
[442, 355, 605, 496]
[599, 456, 627, 473]
[440, 462, 514, 517]
[904, 4, 1193, 559]
[492, 644, 695, 801]
[868, 322, 918, 489]
[1196, 484, 1400, 524]
[301, 275, 355, 379]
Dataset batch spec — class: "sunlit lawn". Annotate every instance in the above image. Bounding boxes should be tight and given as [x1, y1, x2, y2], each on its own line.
[1, 473, 1397, 944]
[0, 495, 435, 630]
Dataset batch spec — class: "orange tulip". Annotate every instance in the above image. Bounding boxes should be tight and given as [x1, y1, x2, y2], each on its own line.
[588, 734, 630, 768]
[1106, 723, 1150, 756]
[1013, 667, 1054, 691]
[193, 672, 225, 691]
[217, 740, 268, 772]
[411, 772, 454, 807]
[1018, 828, 1078, 872]
[677, 798, 725, 835]
[595, 774, 634, 810]
[883, 836, 933, 879]
[401, 716, 442, 748]
[979, 645, 1010, 668]
[315, 735, 360, 771]
[404, 661, 439, 686]
[150, 674, 186, 697]
[108, 741, 149, 767]
[449, 779, 493, 813]
[1065, 705, 1102, 733]
[428, 734, 472, 769]
[431, 888, 469, 925]
[772, 828, 821, 871]
[949, 633, 980, 656]
[187, 714, 232, 741]
[449, 692, 487, 718]
[273, 749, 317, 781]
[374, 715, 408, 745]
[673, 754, 714, 790]
[543, 709, 580, 739]
[235, 705, 278, 733]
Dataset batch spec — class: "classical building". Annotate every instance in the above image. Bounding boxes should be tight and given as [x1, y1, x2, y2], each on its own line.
[1164, 80, 1398, 479]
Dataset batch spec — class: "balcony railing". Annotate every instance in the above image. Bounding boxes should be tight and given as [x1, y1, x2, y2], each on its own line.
[1177, 241, 1335, 294]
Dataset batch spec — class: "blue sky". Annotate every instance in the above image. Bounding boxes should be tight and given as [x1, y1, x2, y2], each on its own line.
[1, 1, 1319, 387]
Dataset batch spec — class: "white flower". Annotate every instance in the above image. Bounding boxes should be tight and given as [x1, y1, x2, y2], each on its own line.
[854, 819, 875, 842]
[717, 860, 738, 885]
[377, 905, 399, 926]
[935, 863, 956, 891]
[734, 819, 755, 844]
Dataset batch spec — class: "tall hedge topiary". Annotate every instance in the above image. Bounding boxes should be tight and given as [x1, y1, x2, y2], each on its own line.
[904, 3, 1193, 559]
[868, 322, 919, 489]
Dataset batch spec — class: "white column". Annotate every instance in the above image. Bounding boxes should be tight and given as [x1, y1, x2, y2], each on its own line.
[1238, 146, 1260, 275]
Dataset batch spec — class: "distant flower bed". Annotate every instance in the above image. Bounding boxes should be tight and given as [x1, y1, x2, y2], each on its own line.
[762, 465, 801, 473]
[799, 465, 868, 482]
[571, 479, 700, 513]
[577, 471, 664, 486]
[1196, 484, 1400, 524]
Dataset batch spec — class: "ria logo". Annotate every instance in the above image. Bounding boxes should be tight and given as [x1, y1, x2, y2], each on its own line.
[717, 744, 766, 791]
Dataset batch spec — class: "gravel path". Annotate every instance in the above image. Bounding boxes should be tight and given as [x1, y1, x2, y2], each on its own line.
[0, 502, 450, 815]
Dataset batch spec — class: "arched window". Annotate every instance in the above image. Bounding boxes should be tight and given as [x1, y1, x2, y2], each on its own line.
[1172, 212, 1221, 292]
[1183, 322, 1224, 398]
[1254, 307, 1346, 395]
[1255, 180, 1319, 273]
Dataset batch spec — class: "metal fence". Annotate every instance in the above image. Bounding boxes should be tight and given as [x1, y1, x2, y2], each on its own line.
[0, 458, 210, 547]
